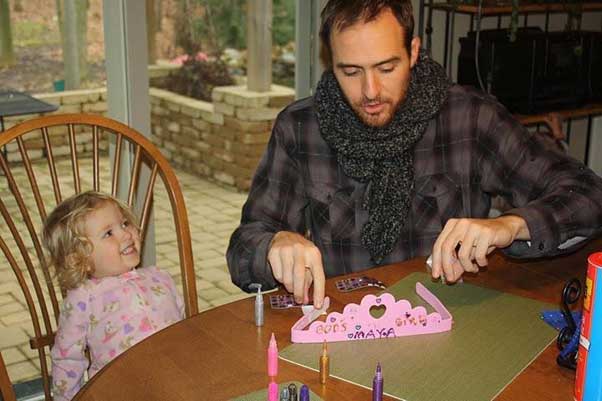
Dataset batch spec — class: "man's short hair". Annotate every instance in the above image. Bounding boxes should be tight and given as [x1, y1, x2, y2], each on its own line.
[319, 0, 415, 70]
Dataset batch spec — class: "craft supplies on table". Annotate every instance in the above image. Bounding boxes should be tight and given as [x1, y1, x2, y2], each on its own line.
[249, 283, 264, 326]
[335, 276, 386, 292]
[279, 386, 289, 401]
[268, 332, 279, 376]
[288, 383, 297, 401]
[269, 381, 279, 401]
[229, 382, 320, 401]
[270, 294, 312, 309]
[280, 272, 557, 401]
[291, 283, 452, 344]
[575, 252, 602, 400]
[372, 362, 384, 401]
[319, 341, 329, 384]
[299, 384, 310, 401]
[547, 278, 582, 370]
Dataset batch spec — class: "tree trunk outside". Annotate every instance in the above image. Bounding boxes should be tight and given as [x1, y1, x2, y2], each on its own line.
[56, 0, 64, 45]
[76, 0, 89, 82]
[155, 0, 162, 31]
[146, 0, 157, 64]
[0, 0, 16, 67]
[58, 0, 87, 88]
[64, 0, 80, 89]
[247, 0, 272, 92]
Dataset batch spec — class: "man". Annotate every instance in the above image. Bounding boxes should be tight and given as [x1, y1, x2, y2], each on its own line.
[227, 0, 602, 308]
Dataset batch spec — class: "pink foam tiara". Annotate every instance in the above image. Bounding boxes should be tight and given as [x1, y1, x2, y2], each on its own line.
[291, 282, 453, 343]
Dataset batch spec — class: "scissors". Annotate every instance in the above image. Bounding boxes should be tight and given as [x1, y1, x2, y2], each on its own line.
[556, 278, 582, 370]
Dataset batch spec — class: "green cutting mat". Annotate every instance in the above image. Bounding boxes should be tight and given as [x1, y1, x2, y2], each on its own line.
[230, 381, 323, 401]
[280, 272, 557, 401]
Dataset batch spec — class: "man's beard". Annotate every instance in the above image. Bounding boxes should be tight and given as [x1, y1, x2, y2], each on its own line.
[350, 96, 402, 128]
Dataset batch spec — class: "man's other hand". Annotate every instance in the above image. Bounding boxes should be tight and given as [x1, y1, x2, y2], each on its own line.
[267, 231, 326, 308]
[431, 215, 530, 283]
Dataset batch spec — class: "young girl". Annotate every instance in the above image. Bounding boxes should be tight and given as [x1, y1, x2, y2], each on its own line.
[43, 191, 184, 401]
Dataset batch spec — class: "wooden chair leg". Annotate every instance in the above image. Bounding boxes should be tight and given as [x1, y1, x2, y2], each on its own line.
[0, 352, 17, 401]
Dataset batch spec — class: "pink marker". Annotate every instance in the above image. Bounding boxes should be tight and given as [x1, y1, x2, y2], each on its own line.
[267, 332, 279, 377]
[268, 380, 279, 401]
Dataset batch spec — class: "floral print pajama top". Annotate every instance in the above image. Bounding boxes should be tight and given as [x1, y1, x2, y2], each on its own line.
[51, 266, 184, 401]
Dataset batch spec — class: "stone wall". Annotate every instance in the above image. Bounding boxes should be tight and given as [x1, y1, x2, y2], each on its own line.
[4, 82, 296, 191]
[3, 88, 108, 163]
[150, 84, 295, 190]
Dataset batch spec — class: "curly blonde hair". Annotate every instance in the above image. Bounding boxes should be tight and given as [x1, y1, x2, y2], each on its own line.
[42, 191, 139, 291]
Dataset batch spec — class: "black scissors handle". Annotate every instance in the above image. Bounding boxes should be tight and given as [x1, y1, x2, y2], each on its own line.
[561, 278, 582, 333]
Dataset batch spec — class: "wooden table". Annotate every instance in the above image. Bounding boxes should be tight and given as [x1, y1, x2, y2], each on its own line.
[74, 240, 602, 401]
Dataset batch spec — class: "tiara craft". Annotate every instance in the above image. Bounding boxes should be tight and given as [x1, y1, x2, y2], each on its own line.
[291, 282, 453, 343]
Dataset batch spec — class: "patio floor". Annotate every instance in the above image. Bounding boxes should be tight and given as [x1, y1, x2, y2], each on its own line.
[0, 157, 251, 385]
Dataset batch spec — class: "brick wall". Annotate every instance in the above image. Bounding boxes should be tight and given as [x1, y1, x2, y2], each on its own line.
[4, 82, 295, 191]
[3, 88, 109, 163]
[150, 84, 295, 190]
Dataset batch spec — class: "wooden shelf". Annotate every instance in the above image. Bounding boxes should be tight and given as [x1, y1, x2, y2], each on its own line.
[514, 103, 602, 124]
[426, 2, 602, 16]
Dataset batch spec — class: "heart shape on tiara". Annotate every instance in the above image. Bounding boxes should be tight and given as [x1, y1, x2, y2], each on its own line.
[370, 304, 387, 319]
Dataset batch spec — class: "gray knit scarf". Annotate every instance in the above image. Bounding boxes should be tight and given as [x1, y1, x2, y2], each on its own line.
[315, 53, 451, 263]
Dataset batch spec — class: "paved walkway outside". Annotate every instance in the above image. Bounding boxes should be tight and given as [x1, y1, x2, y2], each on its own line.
[0, 157, 251, 385]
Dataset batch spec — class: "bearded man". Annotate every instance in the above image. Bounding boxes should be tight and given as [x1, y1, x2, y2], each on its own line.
[227, 0, 602, 308]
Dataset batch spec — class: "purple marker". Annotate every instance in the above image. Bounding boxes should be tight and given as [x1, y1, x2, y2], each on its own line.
[299, 384, 310, 401]
[372, 362, 383, 401]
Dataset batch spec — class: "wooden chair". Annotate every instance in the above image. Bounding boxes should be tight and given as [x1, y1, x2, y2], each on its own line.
[0, 351, 17, 401]
[0, 113, 198, 400]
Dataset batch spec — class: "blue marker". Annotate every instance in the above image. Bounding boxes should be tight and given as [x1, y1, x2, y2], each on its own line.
[299, 384, 310, 401]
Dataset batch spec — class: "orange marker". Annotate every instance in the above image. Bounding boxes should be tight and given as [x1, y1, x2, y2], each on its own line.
[319, 340, 329, 384]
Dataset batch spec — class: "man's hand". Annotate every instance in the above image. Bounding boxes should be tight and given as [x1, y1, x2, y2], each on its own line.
[267, 231, 326, 308]
[431, 215, 530, 283]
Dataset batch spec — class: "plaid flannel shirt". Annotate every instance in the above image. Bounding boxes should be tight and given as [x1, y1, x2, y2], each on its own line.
[227, 85, 602, 292]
